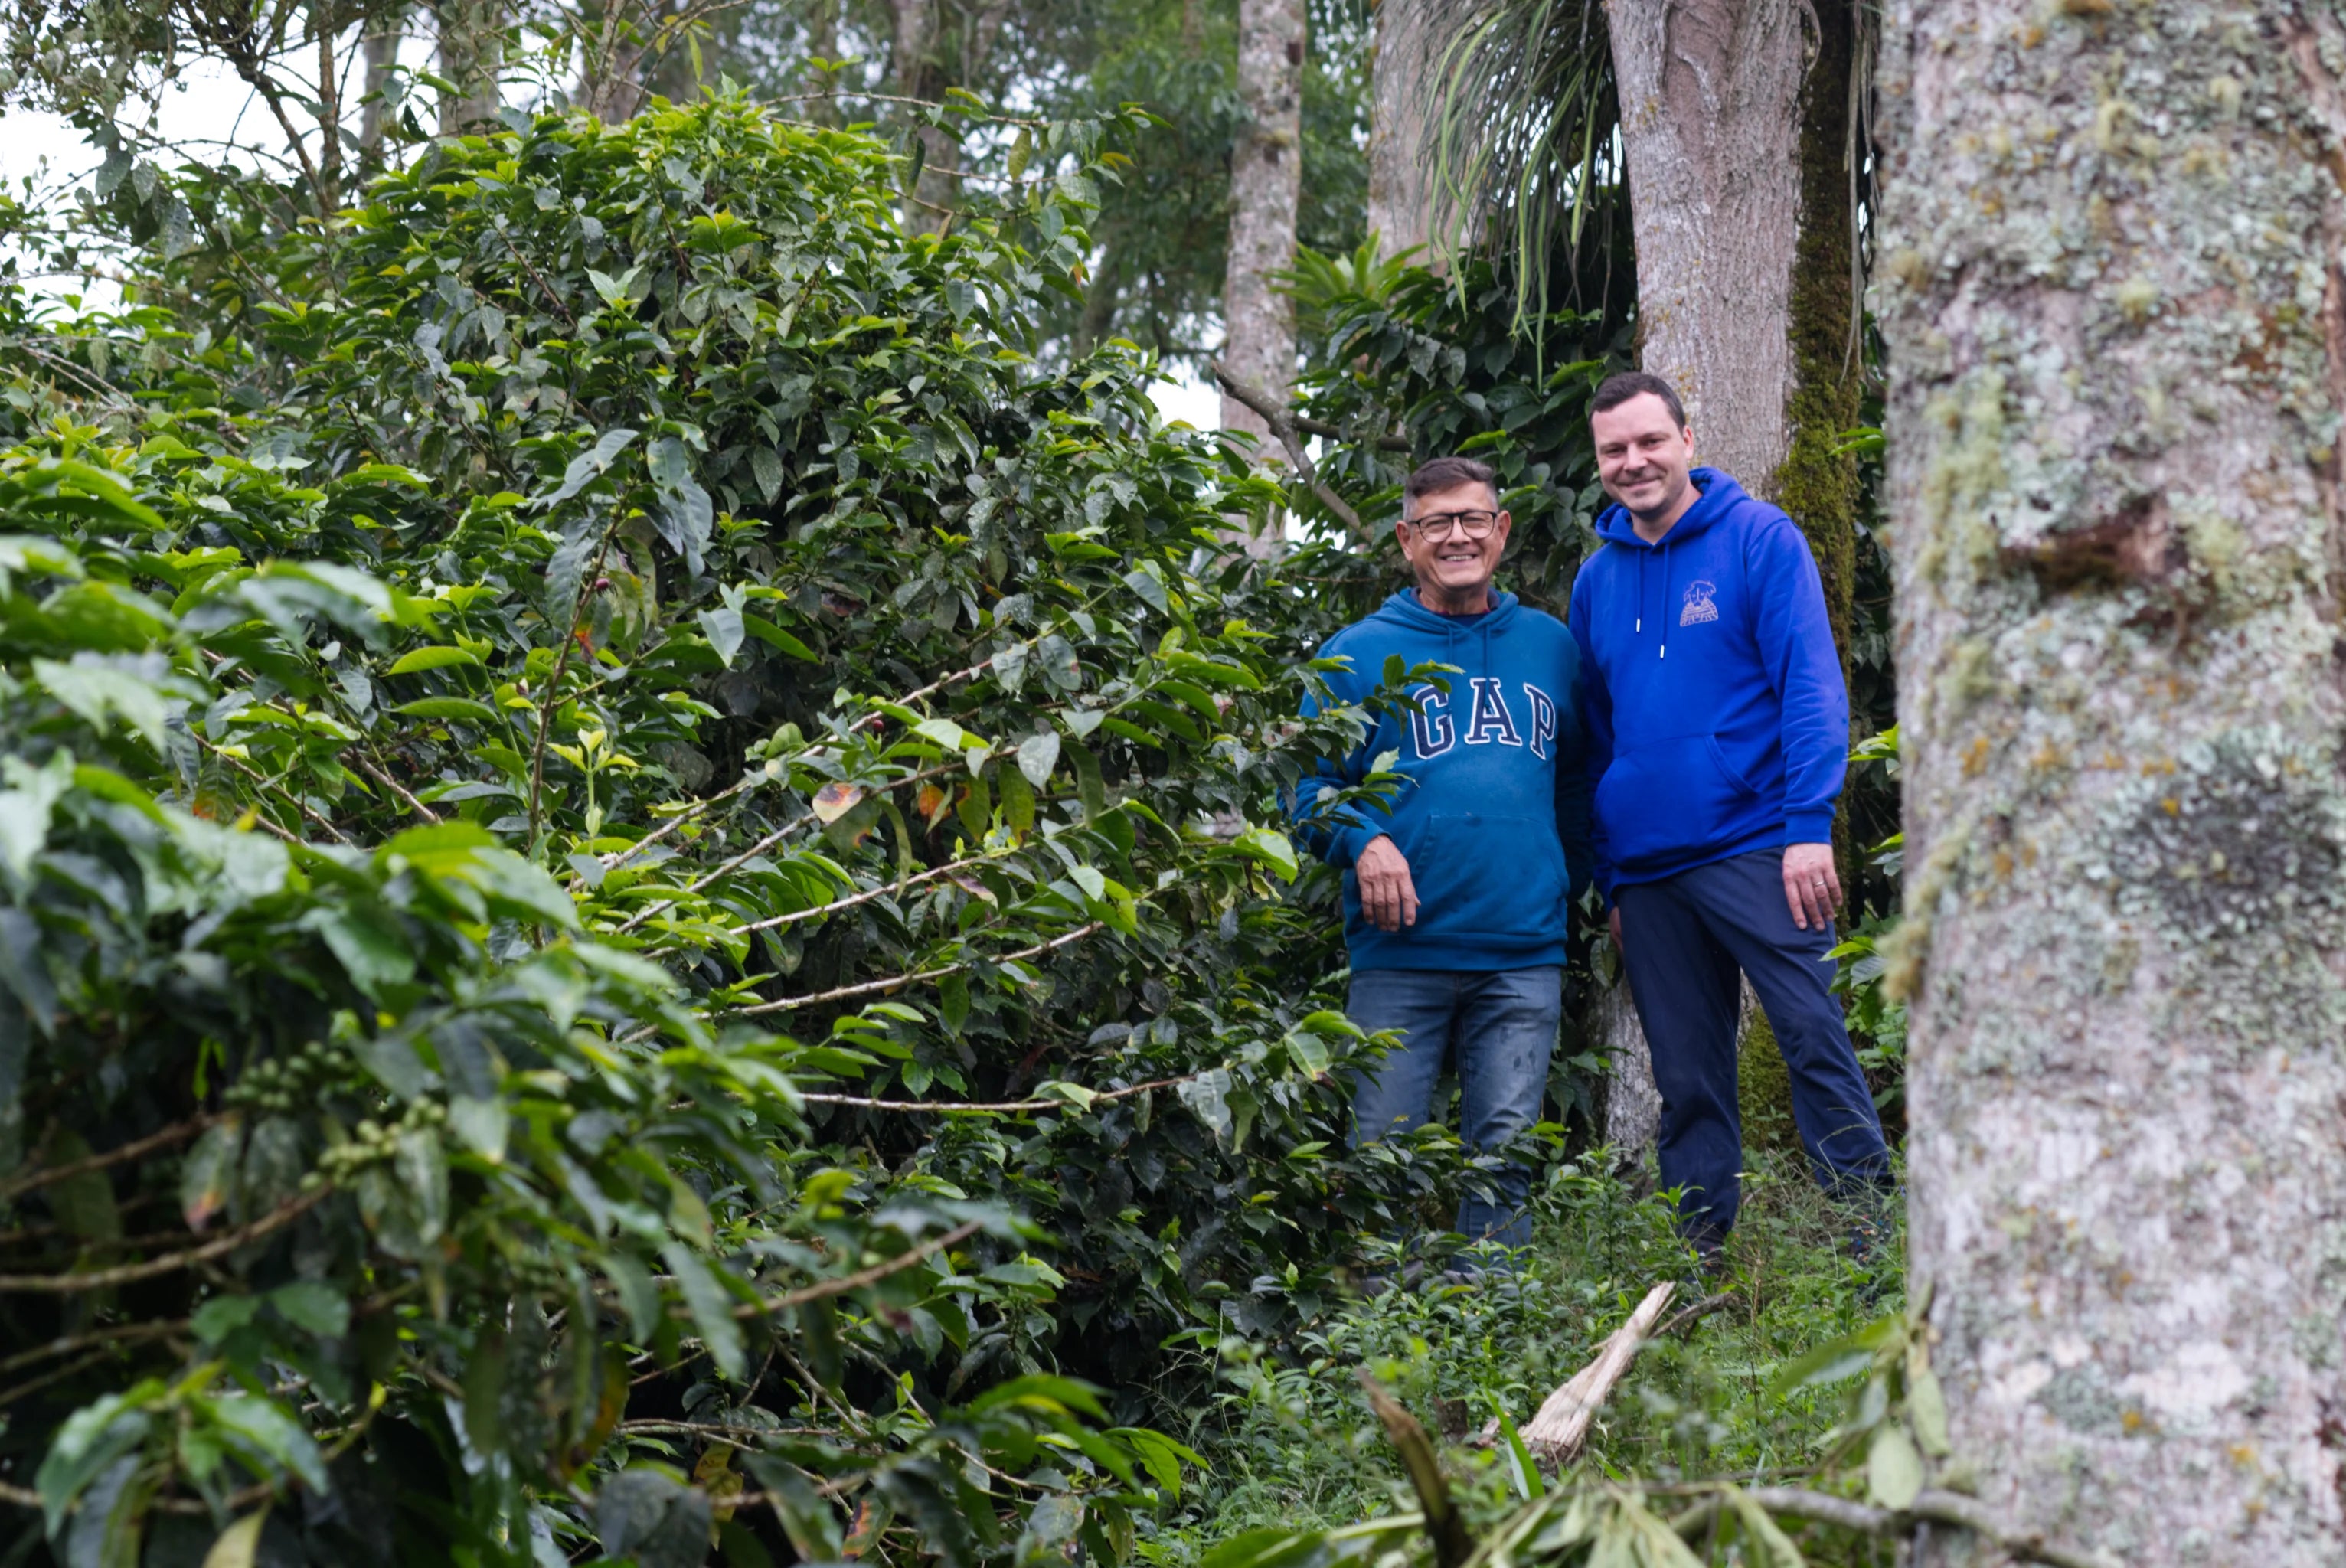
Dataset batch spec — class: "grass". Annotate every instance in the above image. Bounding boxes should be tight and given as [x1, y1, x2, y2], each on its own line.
[1143, 1145, 1906, 1557]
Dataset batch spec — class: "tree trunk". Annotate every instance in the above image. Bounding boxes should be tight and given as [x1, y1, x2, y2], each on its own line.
[1879, 1, 2346, 1557]
[1365, 0, 1433, 260]
[889, 0, 949, 229]
[358, 7, 407, 157]
[433, 0, 504, 132]
[1596, 980, 1661, 1168]
[1775, 0, 1863, 884]
[1220, 0, 1305, 459]
[1606, 0, 1810, 491]
[577, 1, 644, 123]
[888, 0, 1008, 231]
[805, 0, 840, 124]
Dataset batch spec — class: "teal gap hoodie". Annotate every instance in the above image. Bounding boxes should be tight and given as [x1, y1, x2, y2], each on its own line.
[1292, 589, 1593, 971]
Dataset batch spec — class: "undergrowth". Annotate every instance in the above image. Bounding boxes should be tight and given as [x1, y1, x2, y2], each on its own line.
[1147, 1146, 1906, 1557]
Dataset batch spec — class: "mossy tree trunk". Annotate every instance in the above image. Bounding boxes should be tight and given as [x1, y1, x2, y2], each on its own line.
[1880, 0, 2346, 1554]
[1776, 0, 1864, 887]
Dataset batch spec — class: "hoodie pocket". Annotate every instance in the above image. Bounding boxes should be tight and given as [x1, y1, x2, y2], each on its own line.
[1395, 812, 1567, 942]
[1596, 734, 1761, 871]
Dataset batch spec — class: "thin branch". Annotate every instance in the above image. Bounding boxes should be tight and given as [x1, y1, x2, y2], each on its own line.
[1903, 1490, 2125, 1568]
[724, 854, 995, 940]
[0, 1189, 328, 1295]
[353, 751, 441, 822]
[0, 1320, 186, 1379]
[601, 772, 766, 869]
[1211, 359, 1373, 538]
[596, 608, 1083, 876]
[0, 1115, 219, 1204]
[1655, 1290, 1737, 1340]
[612, 754, 1002, 936]
[528, 514, 623, 844]
[762, 89, 1051, 128]
[733, 921, 1104, 1017]
[802, 1067, 1204, 1115]
[0, 1348, 115, 1410]
[613, 815, 821, 935]
[191, 730, 352, 844]
[495, 222, 578, 329]
[740, 1219, 979, 1318]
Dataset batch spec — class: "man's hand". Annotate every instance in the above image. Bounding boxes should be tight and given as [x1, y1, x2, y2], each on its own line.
[1608, 906, 1625, 956]
[1355, 835, 1419, 933]
[1782, 842, 1842, 932]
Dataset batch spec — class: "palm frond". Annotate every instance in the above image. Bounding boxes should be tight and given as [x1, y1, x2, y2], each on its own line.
[1420, 0, 1621, 339]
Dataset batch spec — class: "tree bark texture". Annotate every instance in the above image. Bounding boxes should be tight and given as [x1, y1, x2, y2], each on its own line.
[890, 0, 949, 229]
[358, 7, 406, 155]
[1774, 0, 1862, 882]
[579, 0, 652, 124]
[1606, 0, 1810, 492]
[805, 0, 840, 125]
[433, 0, 504, 132]
[1597, 979, 1661, 1163]
[1879, 2, 2346, 1558]
[1220, 0, 1305, 450]
[889, 0, 1009, 231]
[1366, 0, 1434, 260]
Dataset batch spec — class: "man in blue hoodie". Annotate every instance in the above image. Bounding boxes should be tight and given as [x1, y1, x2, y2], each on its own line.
[1570, 372, 1890, 1253]
[1292, 455, 1592, 1266]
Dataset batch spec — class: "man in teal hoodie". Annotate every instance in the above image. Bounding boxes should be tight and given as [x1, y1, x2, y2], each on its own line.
[1569, 371, 1891, 1253]
[1292, 455, 1593, 1266]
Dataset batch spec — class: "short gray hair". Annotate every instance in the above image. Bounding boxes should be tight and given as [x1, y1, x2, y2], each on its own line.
[1402, 456, 1498, 519]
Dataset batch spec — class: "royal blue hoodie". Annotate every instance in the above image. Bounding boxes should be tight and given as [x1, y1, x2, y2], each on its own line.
[1292, 589, 1593, 971]
[1567, 468, 1847, 900]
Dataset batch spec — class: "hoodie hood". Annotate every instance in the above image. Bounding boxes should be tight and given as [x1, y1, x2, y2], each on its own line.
[1364, 586, 1524, 633]
[1592, 467, 1744, 550]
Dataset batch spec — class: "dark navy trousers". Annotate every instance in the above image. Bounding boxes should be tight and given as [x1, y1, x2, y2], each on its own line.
[1615, 849, 1891, 1243]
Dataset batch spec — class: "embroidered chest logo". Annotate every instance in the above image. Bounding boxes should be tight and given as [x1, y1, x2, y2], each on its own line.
[1679, 579, 1720, 626]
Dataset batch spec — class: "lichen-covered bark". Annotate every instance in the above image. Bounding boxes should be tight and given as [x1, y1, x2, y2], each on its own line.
[1220, 0, 1305, 445]
[1607, 0, 1809, 488]
[1877, 2, 2346, 1557]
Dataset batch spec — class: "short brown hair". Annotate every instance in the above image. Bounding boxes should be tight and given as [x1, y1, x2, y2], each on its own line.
[1592, 371, 1688, 429]
[1403, 455, 1498, 519]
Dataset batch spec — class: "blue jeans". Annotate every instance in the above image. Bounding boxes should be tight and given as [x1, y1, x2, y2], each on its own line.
[1346, 965, 1563, 1254]
[1616, 849, 1893, 1245]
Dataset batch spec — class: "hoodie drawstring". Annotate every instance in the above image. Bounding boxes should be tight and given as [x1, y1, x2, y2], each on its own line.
[1633, 543, 1671, 658]
[1659, 540, 1671, 660]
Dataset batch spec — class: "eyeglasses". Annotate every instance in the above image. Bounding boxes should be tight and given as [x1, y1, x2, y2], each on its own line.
[1404, 510, 1500, 542]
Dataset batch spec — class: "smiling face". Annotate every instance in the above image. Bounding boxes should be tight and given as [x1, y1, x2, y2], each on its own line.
[1397, 481, 1511, 610]
[1591, 391, 1697, 533]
